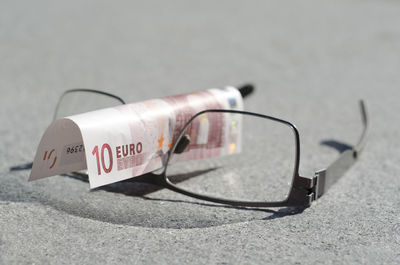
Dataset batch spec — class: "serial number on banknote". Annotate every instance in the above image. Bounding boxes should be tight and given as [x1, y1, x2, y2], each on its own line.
[66, 144, 85, 154]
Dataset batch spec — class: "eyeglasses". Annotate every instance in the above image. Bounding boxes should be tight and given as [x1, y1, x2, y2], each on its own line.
[14, 84, 368, 208]
[163, 105, 367, 207]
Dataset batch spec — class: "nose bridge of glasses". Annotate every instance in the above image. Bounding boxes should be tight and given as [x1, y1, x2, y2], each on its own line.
[174, 135, 191, 154]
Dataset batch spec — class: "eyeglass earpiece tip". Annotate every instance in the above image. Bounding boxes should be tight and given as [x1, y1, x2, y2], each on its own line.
[238, 84, 255, 98]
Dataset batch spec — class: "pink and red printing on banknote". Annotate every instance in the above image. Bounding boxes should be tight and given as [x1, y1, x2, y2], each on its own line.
[29, 87, 244, 188]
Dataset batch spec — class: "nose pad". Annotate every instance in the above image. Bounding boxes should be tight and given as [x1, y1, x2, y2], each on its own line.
[173, 135, 191, 154]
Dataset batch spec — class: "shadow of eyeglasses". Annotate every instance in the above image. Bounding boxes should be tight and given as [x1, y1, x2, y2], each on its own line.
[320, 139, 352, 153]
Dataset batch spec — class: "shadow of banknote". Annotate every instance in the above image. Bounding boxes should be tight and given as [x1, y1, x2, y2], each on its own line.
[96, 168, 218, 197]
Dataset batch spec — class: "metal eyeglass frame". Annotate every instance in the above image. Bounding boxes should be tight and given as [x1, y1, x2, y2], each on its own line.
[135, 102, 367, 208]
[16, 84, 368, 208]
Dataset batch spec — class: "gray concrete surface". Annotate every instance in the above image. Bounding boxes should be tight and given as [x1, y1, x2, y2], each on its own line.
[1, 0, 399, 264]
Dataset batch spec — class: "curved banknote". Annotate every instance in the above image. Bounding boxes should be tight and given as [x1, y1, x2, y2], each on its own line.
[29, 87, 244, 188]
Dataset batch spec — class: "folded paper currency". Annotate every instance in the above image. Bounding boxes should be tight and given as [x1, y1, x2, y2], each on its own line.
[29, 87, 244, 188]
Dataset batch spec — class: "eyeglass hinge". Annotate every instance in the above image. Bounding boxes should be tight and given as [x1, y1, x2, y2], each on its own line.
[287, 175, 315, 206]
[294, 175, 314, 189]
[312, 170, 326, 200]
[289, 172, 325, 206]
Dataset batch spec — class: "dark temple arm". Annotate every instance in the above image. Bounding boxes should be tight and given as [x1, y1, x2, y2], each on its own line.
[314, 101, 368, 199]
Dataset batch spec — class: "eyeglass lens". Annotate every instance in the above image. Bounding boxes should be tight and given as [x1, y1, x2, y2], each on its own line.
[166, 111, 297, 202]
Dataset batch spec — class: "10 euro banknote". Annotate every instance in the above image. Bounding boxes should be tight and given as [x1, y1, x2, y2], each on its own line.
[29, 86, 244, 188]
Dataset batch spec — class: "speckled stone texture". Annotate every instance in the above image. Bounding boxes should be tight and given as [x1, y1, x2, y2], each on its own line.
[0, 0, 399, 264]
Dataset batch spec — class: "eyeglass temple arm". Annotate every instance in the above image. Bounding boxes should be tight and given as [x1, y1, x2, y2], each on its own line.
[314, 100, 368, 199]
[53, 85, 253, 121]
[52, 89, 126, 121]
